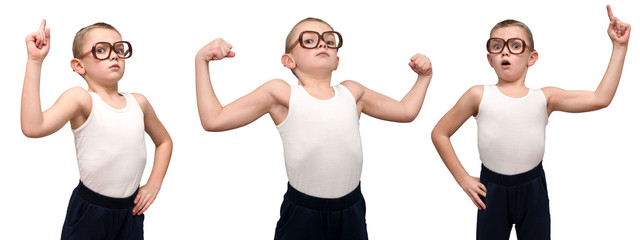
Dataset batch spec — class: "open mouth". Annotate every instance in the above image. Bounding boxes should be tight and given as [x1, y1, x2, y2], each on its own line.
[501, 60, 511, 66]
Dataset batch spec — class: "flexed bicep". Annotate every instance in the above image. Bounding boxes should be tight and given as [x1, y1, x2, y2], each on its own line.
[200, 79, 290, 132]
[22, 87, 89, 138]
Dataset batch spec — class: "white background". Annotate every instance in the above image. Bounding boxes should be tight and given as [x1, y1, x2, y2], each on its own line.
[1, 0, 638, 239]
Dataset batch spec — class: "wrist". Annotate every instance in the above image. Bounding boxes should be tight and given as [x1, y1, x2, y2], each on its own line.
[26, 58, 45, 65]
[146, 176, 165, 189]
[417, 74, 432, 82]
[195, 52, 211, 64]
[195, 56, 205, 64]
[612, 42, 629, 50]
[453, 171, 472, 184]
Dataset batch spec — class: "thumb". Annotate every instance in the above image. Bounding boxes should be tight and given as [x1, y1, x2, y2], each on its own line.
[133, 191, 141, 204]
[44, 28, 51, 47]
[226, 51, 236, 58]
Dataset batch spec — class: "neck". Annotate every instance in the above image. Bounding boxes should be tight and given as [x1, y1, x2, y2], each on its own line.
[87, 82, 120, 97]
[496, 78, 530, 98]
[496, 78, 526, 88]
[296, 73, 332, 87]
[496, 69, 528, 89]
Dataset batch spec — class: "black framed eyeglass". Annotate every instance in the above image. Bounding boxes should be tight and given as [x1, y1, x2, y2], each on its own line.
[486, 38, 527, 54]
[287, 31, 343, 53]
[81, 41, 132, 60]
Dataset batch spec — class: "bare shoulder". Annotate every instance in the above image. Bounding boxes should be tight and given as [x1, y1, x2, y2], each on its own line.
[130, 92, 152, 111]
[62, 86, 92, 110]
[262, 79, 290, 92]
[339, 80, 365, 99]
[131, 92, 149, 103]
[61, 87, 92, 127]
[541, 86, 567, 102]
[451, 85, 484, 117]
[63, 86, 91, 99]
[262, 79, 291, 103]
[339, 80, 364, 89]
[461, 85, 484, 104]
[541, 86, 563, 96]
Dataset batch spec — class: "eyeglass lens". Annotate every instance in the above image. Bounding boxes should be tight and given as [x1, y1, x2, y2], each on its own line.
[94, 42, 131, 60]
[488, 38, 525, 54]
[300, 32, 341, 49]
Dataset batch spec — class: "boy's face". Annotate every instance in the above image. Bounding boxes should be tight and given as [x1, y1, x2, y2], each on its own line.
[284, 21, 340, 76]
[75, 28, 126, 84]
[487, 26, 537, 82]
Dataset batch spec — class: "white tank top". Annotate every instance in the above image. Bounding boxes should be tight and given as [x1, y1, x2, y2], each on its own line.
[277, 84, 363, 198]
[73, 92, 147, 198]
[476, 85, 548, 175]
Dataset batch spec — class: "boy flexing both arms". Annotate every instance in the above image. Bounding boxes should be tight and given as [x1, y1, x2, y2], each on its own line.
[196, 18, 432, 239]
[432, 5, 629, 240]
[22, 20, 172, 239]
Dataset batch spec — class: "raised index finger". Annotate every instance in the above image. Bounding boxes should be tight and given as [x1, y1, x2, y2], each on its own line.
[39, 19, 47, 31]
[606, 5, 615, 21]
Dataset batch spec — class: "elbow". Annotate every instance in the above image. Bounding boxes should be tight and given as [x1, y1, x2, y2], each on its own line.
[431, 127, 450, 146]
[200, 121, 225, 132]
[201, 122, 218, 132]
[591, 92, 616, 110]
[160, 136, 174, 154]
[430, 128, 440, 144]
[405, 112, 419, 123]
[21, 126, 42, 138]
[165, 136, 174, 149]
[397, 116, 416, 123]
[594, 99, 612, 110]
[22, 129, 36, 138]
[398, 109, 420, 123]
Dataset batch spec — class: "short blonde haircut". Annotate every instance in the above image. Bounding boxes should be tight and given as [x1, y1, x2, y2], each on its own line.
[490, 19, 535, 51]
[285, 17, 334, 53]
[72, 22, 120, 58]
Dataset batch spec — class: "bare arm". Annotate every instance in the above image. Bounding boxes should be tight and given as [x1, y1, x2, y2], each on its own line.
[21, 20, 88, 138]
[431, 85, 487, 210]
[344, 53, 433, 122]
[195, 38, 288, 131]
[544, 5, 630, 114]
[131, 94, 173, 215]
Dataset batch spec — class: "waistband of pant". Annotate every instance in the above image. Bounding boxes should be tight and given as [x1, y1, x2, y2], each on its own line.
[285, 182, 363, 211]
[75, 181, 137, 209]
[481, 162, 544, 187]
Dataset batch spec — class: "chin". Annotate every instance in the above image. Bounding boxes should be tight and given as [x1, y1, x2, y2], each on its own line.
[107, 75, 125, 82]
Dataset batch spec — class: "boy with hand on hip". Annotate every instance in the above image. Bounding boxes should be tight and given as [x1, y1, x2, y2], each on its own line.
[431, 5, 629, 240]
[21, 20, 173, 239]
[195, 17, 432, 240]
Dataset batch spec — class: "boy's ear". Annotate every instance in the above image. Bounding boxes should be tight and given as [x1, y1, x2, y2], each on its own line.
[281, 53, 296, 69]
[486, 53, 494, 68]
[527, 51, 538, 67]
[70, 58, 86, 75]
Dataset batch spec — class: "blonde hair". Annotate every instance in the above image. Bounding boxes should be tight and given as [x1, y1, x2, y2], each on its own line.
[285, 17, 334, 53]
[72, 22, 120, 58]
[490, 19, 535, 51]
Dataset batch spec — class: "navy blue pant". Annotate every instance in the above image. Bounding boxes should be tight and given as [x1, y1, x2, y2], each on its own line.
[274, 182, 368, 240]
[61, 181, 144, 240]
[477, 163, 551, 240]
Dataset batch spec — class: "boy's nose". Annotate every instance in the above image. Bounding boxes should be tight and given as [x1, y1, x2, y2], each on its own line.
[109, 50, 119, 60]
[317, 40, 328, 49]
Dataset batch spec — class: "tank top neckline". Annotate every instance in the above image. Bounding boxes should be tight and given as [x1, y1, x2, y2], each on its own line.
[491, 84, 532, 101]
[88, 92, 130, 112]
[297, 84, 338, 103]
